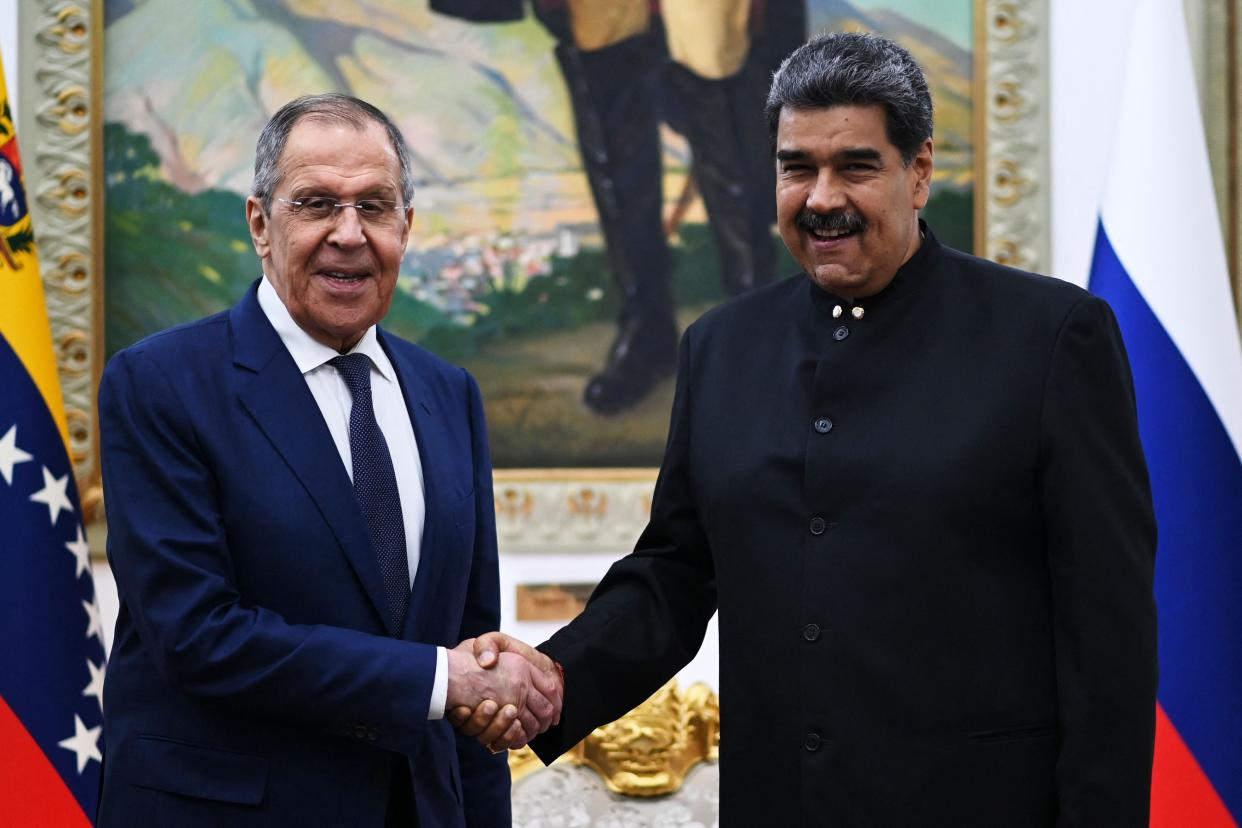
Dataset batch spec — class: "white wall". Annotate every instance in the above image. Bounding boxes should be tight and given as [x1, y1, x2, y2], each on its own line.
[1049, 0, 1213, 288]
[1049, 0, 1135, 287]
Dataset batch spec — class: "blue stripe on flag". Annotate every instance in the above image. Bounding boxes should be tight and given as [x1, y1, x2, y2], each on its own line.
[0, 332, 105, 815]
[1089, 221, 1242, 818]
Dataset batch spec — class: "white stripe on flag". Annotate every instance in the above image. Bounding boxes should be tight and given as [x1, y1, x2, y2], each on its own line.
[1098, 0, 1242, 461]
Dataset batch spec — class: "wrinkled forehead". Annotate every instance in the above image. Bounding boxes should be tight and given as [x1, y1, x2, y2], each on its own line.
[278, 118, 401, 191]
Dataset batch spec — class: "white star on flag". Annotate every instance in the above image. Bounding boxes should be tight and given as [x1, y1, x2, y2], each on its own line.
[58, 714, 102, 773]
[0, 423, 33, 485]
[83, 658, 106, 712]
[82, 596, 103, 643]
[65, 524, 91, 578]
[30, 465, 74, 525]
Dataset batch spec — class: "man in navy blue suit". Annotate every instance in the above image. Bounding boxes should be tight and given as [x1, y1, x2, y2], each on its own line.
[97, 94, 560, 827]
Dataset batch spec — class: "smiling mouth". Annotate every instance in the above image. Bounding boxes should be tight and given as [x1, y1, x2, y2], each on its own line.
[809, 226, 859, 241]
[319, 270, 370, 283]
[796, 209, 866, 243]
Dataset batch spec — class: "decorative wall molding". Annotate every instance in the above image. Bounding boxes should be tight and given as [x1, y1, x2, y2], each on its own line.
[494, 469, 658, 552]
[21, 0, 104, 522]
[977, 0, 1051, 273]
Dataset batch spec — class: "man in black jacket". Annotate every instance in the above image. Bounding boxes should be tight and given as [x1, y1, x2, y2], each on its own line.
[459, 32, 1157, 826]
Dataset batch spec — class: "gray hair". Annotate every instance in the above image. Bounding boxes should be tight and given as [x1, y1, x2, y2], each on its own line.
[251, 93, 415, 212]
[764, 32, 933, 165]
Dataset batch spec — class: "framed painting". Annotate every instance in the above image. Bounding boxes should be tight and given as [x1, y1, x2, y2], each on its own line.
[19, 0, 1054, 539]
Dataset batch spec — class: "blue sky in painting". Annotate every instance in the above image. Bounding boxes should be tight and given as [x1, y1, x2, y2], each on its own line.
[852, 0, 973, 50]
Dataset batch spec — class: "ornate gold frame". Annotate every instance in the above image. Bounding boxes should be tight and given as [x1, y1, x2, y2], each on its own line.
[20, 0, 1054, 536]
[1200, 0, 1242, 321]
[19, 1, 104, 521]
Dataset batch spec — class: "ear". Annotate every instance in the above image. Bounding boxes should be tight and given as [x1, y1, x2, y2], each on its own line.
[400, 205, 414, 249]
[246, 196, 271, 259]
[910, 139, 934, 210]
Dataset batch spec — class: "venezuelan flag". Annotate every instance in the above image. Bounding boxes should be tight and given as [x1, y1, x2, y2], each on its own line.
[1088, 2, 1242, 825]
[0, 50, 107, 826]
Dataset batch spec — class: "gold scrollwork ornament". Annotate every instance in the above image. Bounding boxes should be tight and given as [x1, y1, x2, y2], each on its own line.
[509, 680, 720, 797]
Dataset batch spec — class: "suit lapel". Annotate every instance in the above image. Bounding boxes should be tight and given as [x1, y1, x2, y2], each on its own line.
[229, 285, 390, 630]
[380, 331, 453, 642]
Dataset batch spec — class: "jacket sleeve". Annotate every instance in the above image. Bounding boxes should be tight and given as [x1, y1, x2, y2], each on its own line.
[99, 346, 437, 756]
[1038, 295, 1158, 826]
[532, 329, 718, 763]
[451, 370, 512, 827]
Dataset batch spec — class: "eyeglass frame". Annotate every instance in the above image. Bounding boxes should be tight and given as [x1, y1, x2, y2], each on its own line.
[273, 195, 410, 226]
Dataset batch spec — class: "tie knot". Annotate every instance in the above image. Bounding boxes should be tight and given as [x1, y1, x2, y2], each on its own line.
[330, 353, 373, 399]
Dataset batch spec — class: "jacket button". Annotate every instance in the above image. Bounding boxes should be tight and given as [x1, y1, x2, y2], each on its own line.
[803, 623, 821, 642]
[809, 516, 826, 535]
[804, 731, 822, 751]
[814, 417, 833, 434]
[833, 325, 850, 341]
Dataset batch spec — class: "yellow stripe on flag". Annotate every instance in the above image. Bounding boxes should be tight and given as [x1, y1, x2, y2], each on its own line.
[0, 51, 71, 453]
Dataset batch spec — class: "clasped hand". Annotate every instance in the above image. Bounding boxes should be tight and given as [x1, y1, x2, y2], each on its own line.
[445, 633, 563, 752]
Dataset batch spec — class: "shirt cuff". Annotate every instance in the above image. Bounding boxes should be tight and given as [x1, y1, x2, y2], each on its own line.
[428, 645, 448, 720]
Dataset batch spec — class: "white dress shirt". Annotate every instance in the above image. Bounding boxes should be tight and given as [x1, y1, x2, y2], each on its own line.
[258, 277, 448, 719]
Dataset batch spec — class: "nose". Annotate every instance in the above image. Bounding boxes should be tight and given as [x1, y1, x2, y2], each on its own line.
[805, 169, 847, 214]
[326, 204, 367, 248]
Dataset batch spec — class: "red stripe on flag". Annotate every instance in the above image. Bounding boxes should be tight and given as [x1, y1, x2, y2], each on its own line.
[1151, 703, 1237, 827]
[0, 695, 91, 827]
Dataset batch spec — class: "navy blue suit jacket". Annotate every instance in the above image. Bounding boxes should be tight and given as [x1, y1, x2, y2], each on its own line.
[97, 283, 509, 826]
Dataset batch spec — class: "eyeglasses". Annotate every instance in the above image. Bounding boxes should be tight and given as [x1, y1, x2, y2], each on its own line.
[275, 196, 407, 227]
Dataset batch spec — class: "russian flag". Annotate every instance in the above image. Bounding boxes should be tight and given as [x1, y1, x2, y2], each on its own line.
[1087, 1, 1242, 824]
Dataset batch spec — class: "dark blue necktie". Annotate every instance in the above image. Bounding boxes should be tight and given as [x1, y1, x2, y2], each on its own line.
[330, 353, 409, 635]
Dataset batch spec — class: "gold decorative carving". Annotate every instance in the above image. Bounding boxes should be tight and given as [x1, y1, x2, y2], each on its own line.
[493, 470, 658, 551]
[976, 0, 1049, 273]
[987, 2, 1028, 43]
[567, 487, 608, 520]
[56, 330, 90, 375]
[989, 79, 1028, 125]
[36, 5, 91, 55]
[23, 0, 104, 524]
[989, 157, 1033, 208]
[65, 406, 92, 465]
[508, 680, 719, 796]
[42, 249, 91, 293]
[495, 486, 535, 521]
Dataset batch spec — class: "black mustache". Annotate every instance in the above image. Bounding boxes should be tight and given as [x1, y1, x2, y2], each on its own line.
[796, 210, 866, 235]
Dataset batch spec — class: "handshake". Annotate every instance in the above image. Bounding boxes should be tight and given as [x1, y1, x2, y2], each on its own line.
[444, 633, 563, 753]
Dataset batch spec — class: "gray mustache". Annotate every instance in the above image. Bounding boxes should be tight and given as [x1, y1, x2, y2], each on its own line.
[795, 210, 866, 234]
